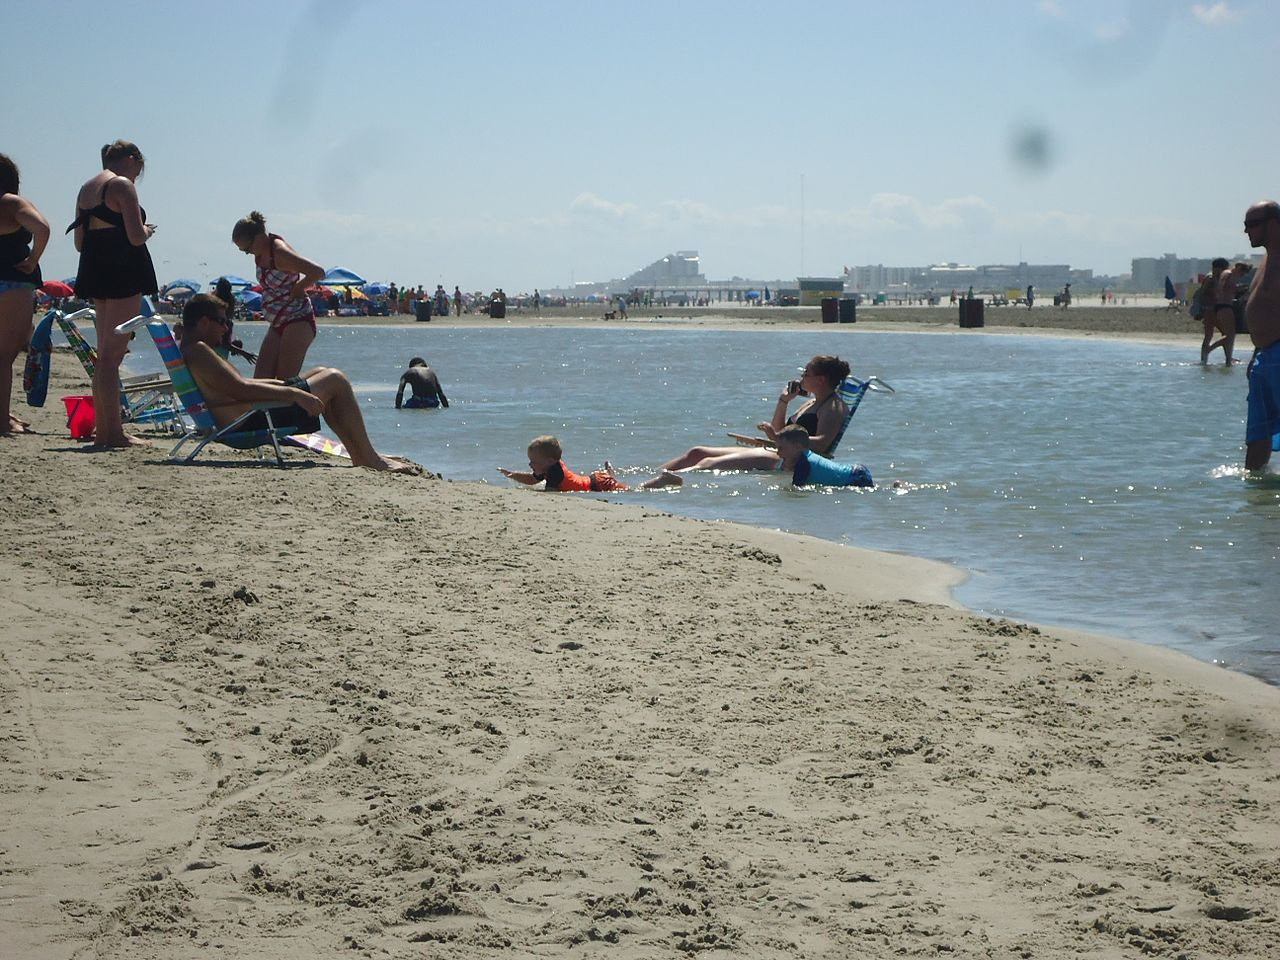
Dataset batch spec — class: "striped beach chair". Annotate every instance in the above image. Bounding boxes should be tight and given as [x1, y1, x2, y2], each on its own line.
[144, 319, 318, 466]
[825, 375, 893, 458]
[54, 308, 179, 426]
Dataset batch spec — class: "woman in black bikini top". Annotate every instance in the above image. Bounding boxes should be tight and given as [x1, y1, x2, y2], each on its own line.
[659, 354, 852, 475]
[0, 152, 51, 435]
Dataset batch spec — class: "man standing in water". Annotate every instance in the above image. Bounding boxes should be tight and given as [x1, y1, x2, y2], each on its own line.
[1243, 200, 1280, 471]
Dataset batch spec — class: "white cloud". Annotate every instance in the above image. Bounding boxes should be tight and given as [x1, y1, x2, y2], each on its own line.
[1038, 0, 1064, 17]
[1093, 16, 1132, 42]
[1191, 2, 1237, 25]
[569, 192, 638, 220]
[850, 193, 998, 232]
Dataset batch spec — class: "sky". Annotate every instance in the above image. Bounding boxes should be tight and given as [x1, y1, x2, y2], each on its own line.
[6, 0, 1277, 292]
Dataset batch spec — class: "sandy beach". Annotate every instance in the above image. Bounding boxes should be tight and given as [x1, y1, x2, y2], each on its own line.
[2, 342, 1277, 959]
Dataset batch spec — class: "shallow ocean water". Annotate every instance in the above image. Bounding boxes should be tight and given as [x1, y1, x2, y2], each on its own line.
[129, 322, 1280, 685]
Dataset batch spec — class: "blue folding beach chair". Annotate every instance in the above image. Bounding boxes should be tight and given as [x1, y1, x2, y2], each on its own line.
[138, 318, 319, 466]
[825, 375, 894, 457]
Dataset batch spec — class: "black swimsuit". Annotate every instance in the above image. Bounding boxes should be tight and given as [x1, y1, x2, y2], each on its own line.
[67, 178, 157, 299]
[0, 225, 41, 287]
[787, 392, 839, 441]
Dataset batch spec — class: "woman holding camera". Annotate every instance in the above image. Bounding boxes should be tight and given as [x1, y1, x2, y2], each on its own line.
[660, 354, 851, 473]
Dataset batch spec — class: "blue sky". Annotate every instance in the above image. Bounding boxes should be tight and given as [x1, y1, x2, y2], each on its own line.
[6, 0, 1275, 291]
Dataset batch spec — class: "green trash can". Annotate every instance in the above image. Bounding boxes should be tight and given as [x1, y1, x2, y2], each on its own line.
[959, 298, 984, 328]
[838, 299, 857, 323]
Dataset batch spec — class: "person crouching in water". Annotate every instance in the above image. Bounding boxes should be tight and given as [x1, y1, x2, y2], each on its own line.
[776, 424, 873, 488]
[395, 356, 448, 409]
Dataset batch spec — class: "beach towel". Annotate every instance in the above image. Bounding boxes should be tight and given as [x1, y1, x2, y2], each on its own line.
[23, 311, 54, 407]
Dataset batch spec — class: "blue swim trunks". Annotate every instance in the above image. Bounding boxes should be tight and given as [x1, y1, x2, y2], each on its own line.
[1246, 343, 1280, 450]
[0, 279, 36, 295]
[403, 395, 440, 409]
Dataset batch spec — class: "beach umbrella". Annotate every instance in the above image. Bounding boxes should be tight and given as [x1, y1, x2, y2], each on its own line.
[40, 279, 74, 298]
[237, 289, 263, 309]
[362, 282, 390, 296]
[321, 267, 365, 287]
[1164, 276, 1177, 301]
[745, 290, 760, 300]
[349, 287, 368, 300]
[162, 279, 201, 297]
[216, 274, 255, 288]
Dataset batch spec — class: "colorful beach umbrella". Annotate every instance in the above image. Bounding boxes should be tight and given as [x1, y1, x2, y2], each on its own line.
[161, 279, 202, 298]
[321, 267, 366, 287]
[40, 279, 74, 298]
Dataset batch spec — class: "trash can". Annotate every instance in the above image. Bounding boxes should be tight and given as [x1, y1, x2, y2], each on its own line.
[414, 300, 433, 322]
[838, 298, 857, 324]
[490, 298, 506, 319]
[821, 297, 838, 323]
[959, 298, 985, 328]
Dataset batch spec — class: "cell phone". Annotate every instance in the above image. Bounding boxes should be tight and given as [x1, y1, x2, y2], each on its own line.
[787, 380, 808, 396]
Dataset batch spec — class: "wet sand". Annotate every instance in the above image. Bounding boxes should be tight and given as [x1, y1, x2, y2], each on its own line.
[1, 347, 1276, 959]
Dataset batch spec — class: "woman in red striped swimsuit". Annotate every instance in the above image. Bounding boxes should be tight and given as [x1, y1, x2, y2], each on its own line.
[232, 210, 323, 379]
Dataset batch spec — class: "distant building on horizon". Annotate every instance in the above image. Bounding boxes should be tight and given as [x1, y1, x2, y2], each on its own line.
[624, 251, 704, 287]
[1129, 253, 1260, 292]
[844, 261, 1079, 294]
[546, 251, 788, 302]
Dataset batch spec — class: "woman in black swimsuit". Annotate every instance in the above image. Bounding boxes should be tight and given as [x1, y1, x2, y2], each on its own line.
[0, 153, 50, 435]
[68, 140, 158, 447]
[660, 355, 851, 474]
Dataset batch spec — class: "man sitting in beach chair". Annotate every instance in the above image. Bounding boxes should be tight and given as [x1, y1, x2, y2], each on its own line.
[174, 293, 420, 473]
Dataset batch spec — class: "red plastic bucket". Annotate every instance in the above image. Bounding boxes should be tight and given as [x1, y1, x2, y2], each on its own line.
[62, 395, 95, 440]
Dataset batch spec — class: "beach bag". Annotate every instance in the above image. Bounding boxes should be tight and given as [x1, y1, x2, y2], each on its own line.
[23, 311, 54, 407]
[1189, 289, 1203, 320]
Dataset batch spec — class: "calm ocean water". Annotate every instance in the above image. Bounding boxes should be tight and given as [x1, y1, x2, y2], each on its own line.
[127, 322, 1280, 685]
